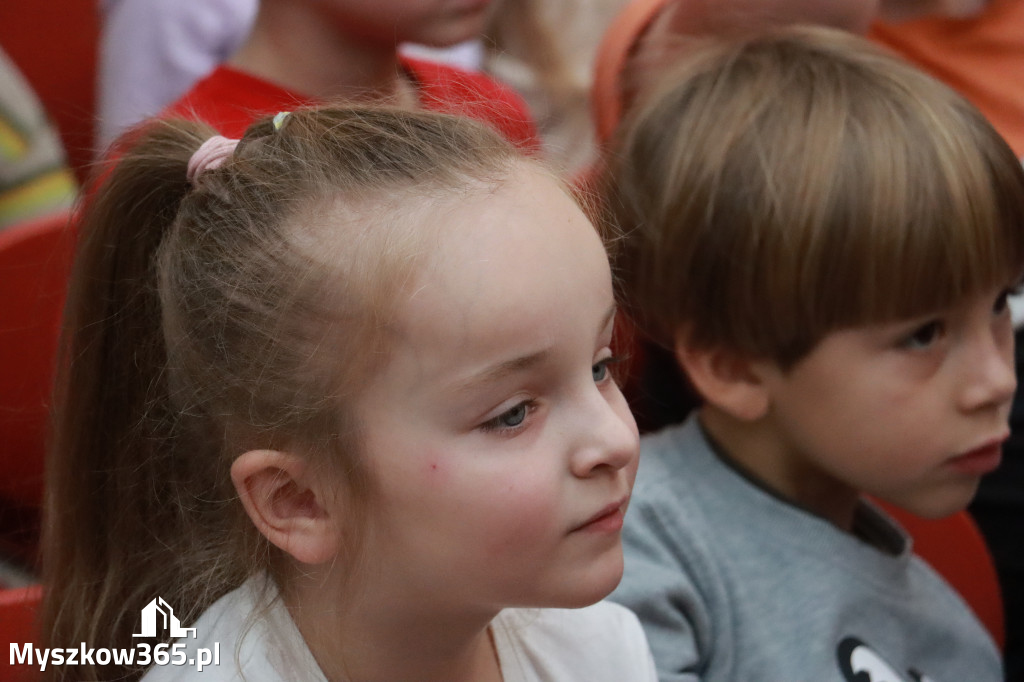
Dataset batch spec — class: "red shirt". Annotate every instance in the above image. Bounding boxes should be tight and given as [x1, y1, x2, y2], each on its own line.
[162, 57, 540, 150]
[869, 0, 1024, 157]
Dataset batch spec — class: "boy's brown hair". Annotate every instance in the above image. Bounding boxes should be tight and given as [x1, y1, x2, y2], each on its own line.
[603, 26, 1024, 368]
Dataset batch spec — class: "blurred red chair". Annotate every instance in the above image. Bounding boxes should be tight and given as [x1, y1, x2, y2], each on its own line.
[0, 1, 100, 184]
[1, 584, 42, 682]
[0, 210, 76, 564]
[876, 503, 1005, 650]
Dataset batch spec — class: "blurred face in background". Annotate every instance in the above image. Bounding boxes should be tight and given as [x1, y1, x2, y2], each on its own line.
[313, 0, 494, 47]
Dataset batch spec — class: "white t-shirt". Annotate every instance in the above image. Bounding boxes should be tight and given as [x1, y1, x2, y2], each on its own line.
[142, 576, 657, 681]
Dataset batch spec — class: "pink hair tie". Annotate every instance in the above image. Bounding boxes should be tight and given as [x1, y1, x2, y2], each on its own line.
[186, 135, 239, 184]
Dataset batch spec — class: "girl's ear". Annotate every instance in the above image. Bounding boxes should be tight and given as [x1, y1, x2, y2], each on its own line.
[673, 331, 771, 422]
[231, 450, 341, 565]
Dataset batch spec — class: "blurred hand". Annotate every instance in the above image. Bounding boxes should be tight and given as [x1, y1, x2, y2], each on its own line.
[657, 0, 882, 35]
[879, 0, 991, 21]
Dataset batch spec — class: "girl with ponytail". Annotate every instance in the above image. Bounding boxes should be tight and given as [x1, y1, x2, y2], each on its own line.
[40, 106, 654, 681]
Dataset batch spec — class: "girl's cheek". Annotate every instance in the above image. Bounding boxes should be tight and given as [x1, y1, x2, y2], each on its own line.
[478, 483, 561, 555]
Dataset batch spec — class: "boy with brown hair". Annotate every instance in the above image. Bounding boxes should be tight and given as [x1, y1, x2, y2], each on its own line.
[604, 26, 1024, 682]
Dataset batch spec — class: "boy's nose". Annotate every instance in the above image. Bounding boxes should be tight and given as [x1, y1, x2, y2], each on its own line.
[959, 327, 1017, 413]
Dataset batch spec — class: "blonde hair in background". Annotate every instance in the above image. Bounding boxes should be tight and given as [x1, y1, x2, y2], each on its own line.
[42, 106, 520, 681]
[603, 25, 1024, 368]
[485, 0, 629, 174]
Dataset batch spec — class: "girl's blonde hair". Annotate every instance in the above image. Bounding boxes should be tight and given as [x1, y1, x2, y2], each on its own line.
[603, 26, 1024, 367]
[42, 106, 519, 680]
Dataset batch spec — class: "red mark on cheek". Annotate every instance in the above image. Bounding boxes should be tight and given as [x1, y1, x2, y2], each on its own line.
[423, 454, 446, 482]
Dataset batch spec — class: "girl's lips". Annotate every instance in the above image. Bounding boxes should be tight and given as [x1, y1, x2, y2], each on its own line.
[948, 436, 1007, 475]
[572, 498, 628, 533]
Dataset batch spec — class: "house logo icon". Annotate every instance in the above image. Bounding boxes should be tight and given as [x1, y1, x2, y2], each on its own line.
[132, 597, 197, 639]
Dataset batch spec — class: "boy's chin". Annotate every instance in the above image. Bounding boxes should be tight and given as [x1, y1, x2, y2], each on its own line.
[877, 482, 980, 521]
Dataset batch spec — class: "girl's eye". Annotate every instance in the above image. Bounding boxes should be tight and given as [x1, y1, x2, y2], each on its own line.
[900, 321, 944, 350]
[592, 356, 621, 384]
[480, 401, 532, 432]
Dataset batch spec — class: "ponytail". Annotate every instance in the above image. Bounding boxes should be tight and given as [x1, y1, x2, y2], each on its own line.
[41, 120, 222, 681]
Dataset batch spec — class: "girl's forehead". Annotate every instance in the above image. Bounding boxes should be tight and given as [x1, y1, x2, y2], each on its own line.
[419, 166, 607, 310]
[376, 166, 614, 382]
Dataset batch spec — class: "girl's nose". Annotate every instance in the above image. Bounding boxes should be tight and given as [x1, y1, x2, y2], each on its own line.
[569, 387, 640, 478]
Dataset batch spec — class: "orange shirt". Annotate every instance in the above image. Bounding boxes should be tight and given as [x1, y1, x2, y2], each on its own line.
[870, 0, 1024, 157]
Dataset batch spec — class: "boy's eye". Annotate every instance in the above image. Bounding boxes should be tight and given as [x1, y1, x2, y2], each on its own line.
[993, 289, 1012, 316]
[900, 321, 944, 350]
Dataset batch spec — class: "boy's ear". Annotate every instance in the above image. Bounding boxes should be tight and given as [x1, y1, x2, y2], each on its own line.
[673, 331, 770, 422]
[231, 450, 341, 565]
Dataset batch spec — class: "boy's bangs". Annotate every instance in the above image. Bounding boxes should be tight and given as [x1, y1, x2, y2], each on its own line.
[820, 112, 1024, 332]
[611, 29, 1024, 369]
[749, 100, 1024, 367]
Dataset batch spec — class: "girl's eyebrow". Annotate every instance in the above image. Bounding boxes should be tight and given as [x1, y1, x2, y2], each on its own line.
[454, 350, 551, 394]
[454, 304, 618, 394]
[600, 304, 618, 334]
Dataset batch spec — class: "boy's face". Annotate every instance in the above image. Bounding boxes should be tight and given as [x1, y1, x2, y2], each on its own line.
[752, 284, 1015, 521]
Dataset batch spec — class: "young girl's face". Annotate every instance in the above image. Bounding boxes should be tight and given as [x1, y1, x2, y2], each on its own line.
[753, 284, 1016, 522]
[352, 164, 640, 614]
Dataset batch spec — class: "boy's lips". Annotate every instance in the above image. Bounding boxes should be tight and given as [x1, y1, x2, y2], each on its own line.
[571, 496, 629, 533]
[948, 433, 1009, 475]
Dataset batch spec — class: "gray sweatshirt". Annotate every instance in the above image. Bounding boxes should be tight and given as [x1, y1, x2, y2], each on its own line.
[610, 415, 1002, 682]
